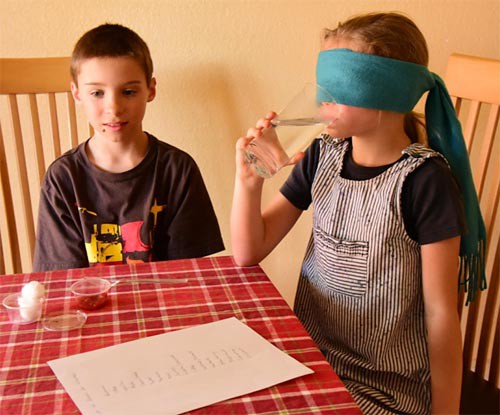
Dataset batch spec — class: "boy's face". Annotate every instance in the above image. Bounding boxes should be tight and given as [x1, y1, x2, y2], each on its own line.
[71, 56, 156, 142]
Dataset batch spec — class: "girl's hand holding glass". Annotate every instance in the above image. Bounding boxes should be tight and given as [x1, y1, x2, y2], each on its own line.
[242, 83, 335, 178]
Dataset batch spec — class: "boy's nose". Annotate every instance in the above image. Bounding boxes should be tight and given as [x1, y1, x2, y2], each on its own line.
[105, 95, 123, 115]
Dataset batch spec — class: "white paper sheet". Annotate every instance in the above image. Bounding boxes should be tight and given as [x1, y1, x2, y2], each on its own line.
[48, 317, 313, 415]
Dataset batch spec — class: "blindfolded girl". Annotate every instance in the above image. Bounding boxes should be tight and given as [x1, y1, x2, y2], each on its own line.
[231, 12, 486, 415]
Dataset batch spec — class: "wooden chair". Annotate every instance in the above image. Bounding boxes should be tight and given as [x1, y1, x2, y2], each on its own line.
[445, 53, 500, 414]
[0, 57, 90, 274]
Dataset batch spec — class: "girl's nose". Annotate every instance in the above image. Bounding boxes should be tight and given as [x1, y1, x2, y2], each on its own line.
[319, 102, 337, 121]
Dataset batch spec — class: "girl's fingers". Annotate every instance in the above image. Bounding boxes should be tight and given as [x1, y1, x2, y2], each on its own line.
[235, 112, 278, 182]
[255, 118, 270, 129]
[246, 126, 261, 138]
[235, 136, 254, 151]
[256, 112, 277, 129]
[265, 111, 277, 120]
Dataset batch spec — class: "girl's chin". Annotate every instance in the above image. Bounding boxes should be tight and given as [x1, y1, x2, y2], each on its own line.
[325, 126, 343, 136]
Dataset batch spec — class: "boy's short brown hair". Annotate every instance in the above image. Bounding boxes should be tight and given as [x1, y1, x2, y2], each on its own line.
[70, 23, 154, 86]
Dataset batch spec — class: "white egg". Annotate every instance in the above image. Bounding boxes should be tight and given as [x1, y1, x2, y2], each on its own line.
[17, 296, 43, 322]
[21, 281, 46, 300]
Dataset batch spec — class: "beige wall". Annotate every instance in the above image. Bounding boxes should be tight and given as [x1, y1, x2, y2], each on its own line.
[1, 0, 499, 305]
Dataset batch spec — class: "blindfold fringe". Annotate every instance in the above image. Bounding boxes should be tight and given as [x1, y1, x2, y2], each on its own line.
[459, 239, 487, 305]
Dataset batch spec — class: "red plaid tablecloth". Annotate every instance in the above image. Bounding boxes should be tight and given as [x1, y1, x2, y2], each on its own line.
[0, 255, 361, 415]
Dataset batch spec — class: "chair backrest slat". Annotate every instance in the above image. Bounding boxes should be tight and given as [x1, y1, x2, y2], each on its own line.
[29, 94, 46, 184]
[67, 93, 79, 149]
[48, 92, 62, 159]
[476, 106, 499, 197]
[0, 123, 22, 274]
[463, 100, 481, 152]
[8, 94, 35, 269]
[489, 277, 500, 385]
[476, 200, 500, 378]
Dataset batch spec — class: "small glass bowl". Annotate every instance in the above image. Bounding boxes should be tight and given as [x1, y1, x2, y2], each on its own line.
[70, 277, 111, 310]
[43, 310, 87, 331]
[3, 293, 44, 324]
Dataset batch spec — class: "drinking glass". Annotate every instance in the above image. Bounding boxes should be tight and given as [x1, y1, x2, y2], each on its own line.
[243, 83, 335, 178]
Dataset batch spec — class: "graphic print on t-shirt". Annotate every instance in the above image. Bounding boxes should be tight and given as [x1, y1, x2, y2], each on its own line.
[79, 199, 166, 266]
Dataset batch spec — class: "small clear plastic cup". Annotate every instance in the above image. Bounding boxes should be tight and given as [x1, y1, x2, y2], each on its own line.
[3, 293, 44, 324]
[70, 277, 111, 310]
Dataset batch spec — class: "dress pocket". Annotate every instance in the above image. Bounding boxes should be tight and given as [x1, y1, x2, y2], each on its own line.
[314, 226, 369, 297]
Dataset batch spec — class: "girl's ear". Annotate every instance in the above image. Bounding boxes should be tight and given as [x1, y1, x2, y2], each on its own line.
[71, 82, 80, 102]
[147, 77, 157, 102]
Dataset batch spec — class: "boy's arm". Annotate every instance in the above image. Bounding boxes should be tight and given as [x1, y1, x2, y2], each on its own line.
[161, 155, 224, 260]
[231, 136, 302, 266]
[33, 180, 88, 272]
[421, 236, 462, 415]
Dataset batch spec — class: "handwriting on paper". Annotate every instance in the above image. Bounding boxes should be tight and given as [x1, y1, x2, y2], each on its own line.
[98, 348, 251, 397]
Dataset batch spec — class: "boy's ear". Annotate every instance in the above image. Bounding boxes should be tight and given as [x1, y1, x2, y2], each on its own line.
[147, 77, 157, 102]
[70, 82, 81, 102]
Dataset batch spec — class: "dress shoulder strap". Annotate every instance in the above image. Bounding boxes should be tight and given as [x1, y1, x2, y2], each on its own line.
[402, 142, 444, 162]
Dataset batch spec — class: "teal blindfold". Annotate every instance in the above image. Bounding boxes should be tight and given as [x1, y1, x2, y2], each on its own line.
[316, 48, 434, 112]
[316, 49, 486, 304]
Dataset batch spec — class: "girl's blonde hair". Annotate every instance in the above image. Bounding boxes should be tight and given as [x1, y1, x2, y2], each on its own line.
[324, 12, 428, 143]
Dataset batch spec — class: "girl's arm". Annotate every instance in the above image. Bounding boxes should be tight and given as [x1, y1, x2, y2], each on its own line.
[421, 236, 462, 414]
[231, 115, 303, 266]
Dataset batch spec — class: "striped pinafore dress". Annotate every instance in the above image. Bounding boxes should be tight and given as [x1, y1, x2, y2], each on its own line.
[294, 138, 442, 415]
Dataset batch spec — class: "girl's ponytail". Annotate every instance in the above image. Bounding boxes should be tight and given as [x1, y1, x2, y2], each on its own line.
[404, 111, 426, 144]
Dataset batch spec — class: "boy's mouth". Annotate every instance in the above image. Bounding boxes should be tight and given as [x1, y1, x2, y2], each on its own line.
[103, 122, 128, 131]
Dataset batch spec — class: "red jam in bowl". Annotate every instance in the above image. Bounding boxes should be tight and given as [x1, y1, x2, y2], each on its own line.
[70, 277, 111, 310]
[75, 292, 108, 310]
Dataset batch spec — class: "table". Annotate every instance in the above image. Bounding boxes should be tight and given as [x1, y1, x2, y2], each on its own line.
[0, 255, 361, 415]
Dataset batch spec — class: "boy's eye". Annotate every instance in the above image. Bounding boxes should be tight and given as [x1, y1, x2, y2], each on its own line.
[90, 90, 104, 98]
[123, 89, 137, 96]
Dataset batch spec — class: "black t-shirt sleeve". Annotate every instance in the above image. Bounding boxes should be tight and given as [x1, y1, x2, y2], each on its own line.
[280, 138, 321, 210]
[33, 167, 89, 271]
[402, 157, 466, 245]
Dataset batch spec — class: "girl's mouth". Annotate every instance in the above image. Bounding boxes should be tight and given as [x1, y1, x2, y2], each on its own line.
[325, 118, 339, 128]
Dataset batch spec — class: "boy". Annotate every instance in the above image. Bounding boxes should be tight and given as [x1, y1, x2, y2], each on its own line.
[33, 23, 224, 271]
